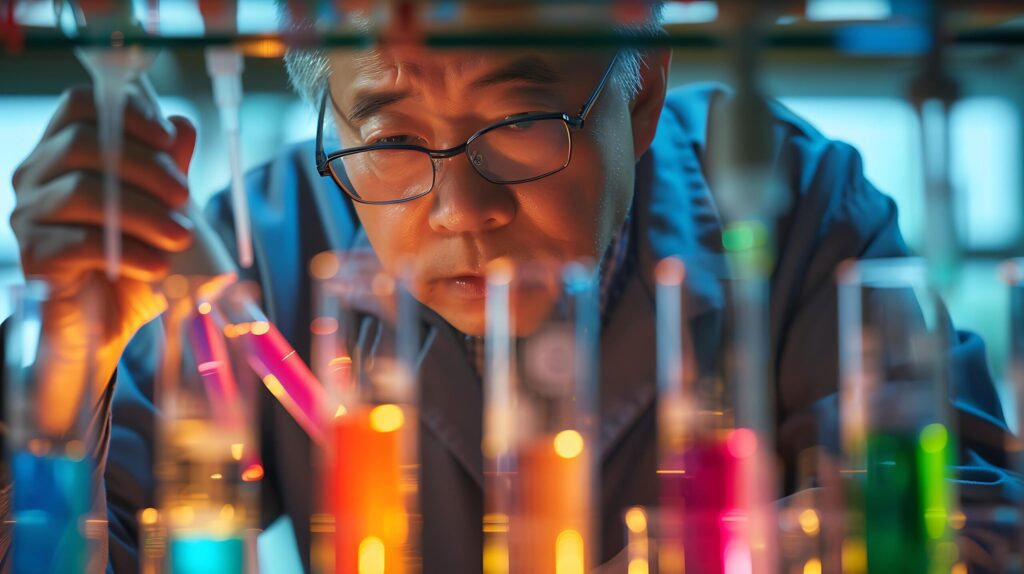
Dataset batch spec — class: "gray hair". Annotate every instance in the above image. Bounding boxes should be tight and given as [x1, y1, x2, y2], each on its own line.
[282, 4, 664, 106]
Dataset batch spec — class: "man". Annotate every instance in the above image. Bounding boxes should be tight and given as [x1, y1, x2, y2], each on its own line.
[6, 4, 1018, 572]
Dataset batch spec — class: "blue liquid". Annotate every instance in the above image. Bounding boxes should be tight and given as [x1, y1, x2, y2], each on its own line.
[11, 451, 92, 574]
[170, 536, 245, 574]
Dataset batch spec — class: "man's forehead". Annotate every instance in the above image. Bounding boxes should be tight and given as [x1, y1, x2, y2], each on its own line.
[328, 48, 597, 91]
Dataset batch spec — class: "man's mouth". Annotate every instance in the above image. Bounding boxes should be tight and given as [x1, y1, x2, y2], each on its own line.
[441, 275, 487, 301]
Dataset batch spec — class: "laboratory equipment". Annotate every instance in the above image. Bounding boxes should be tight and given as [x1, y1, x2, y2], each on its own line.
[654, 256, 776, 574]
[309, 250, 421, 574]
[837, 258, 959, 574]
[4, 279, 103, 574]
[218, 289, 331, 446]
[201, 0, 254, 269]
[908, 0, 962, 291]
[65, 0, 155, 281]
[148, 274, 260, 574]
[483, 259, 599, 574]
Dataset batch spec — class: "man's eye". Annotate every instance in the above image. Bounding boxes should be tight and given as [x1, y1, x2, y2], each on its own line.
[374, 135, 415, 145]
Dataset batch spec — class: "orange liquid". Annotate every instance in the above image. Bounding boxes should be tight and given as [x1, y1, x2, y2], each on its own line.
[329, 407, 410, 574]
[511, 437, 590, 574]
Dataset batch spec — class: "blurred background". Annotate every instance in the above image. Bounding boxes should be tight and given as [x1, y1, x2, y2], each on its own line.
[2, 0, 1022, 427]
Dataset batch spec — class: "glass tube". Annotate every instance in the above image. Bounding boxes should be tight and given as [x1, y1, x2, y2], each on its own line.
[837, 258, 958, 574]
[152, 275, 259, 574]
[309, 250, 421, 574]
[654, 256, 776, 574]
[4, 278, 103, 573]
[483, 259, 599, 574]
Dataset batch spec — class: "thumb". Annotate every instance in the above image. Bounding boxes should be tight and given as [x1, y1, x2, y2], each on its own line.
[168, 115, 198, 174]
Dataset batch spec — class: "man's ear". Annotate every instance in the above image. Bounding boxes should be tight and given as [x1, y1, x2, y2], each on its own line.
[630, 48, 671, 162]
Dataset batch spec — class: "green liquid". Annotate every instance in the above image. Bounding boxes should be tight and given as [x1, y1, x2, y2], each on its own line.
[170, 535, 245, 574]
[864, 426, 955, 574]
[11, 451, 92, 574]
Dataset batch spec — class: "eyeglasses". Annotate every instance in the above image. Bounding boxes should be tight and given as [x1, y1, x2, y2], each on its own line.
[315, 54, 619, 205]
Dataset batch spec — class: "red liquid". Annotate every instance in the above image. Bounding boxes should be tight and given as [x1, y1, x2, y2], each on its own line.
[328, 406, 411, 574]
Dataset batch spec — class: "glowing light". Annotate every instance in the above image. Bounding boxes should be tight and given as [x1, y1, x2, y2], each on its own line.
[250, 321, 270, 336]
[799, 509, 820, 536]
[334, 404, 349, 418]
[219, 504, 235, 522]
[842, 538, 867, 573]
[65, 440, 86, 461]
[803, 558, 822, 574]
[625, 507, 648, 533]
[230, 443, 244, 461]
[555, 529, 585, 574]
[951, 563, 967, 574]
[726, 428, 758, 459]
[197, 302, 212, 315]
[483, 538, 509, 574]
[920, 423, 948, 453]
[241, 463, 264, 482]
[210, 473, 223, 480]
[140, 507, 159, 526]
[263, 374, 285, 399]
[369, 404, 405, 433]
[655, 257, 686, 286]
[553, 429, 585, 459]
[309, 252, 340, 280]
[723, 539, 751, 574]
[628, 558, 649, 574]
[949, 510, 966, 530]
[358, 536, 386, 574]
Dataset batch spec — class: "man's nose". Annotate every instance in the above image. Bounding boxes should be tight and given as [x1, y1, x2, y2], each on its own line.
[427, 155, 516, 234]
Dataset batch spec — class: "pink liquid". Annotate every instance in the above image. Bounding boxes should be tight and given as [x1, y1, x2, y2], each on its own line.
[660, 432, 750, 574]
[188, 311, 243, 431]
[225, 310, 329, 445]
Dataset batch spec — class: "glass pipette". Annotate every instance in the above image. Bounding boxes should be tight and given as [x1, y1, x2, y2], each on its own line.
[200, 0, 254, 268]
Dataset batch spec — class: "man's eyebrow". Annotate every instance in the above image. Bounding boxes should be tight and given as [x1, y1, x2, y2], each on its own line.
[470, 57, 561, 90]
[342, 89, 412, 123]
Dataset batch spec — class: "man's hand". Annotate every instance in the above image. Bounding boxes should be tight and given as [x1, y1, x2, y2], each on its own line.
[9, 85, 195, 433]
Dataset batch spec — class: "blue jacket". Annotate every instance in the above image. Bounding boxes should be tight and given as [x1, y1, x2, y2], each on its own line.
[51, 84, 1021, 572]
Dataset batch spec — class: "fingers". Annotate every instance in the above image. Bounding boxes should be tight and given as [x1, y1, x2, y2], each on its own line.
[17, 122, 190, 209]
[168, 115, 198, 175]
[41, 85, 176, 150]
[13, 172, 193, 253]
[18, 225, 172, 284]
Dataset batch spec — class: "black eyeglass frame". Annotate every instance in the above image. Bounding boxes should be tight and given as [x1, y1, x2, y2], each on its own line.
[315, 53, 620, 205]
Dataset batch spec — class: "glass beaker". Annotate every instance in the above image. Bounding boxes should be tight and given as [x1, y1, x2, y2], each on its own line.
[309, 250, 421, 574]
[483, 259, 599, 574]
[837, 257, 958, 574]
[4, 278, 104, 573]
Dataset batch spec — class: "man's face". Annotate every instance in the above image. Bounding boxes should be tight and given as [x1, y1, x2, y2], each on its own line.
[326, 48, 666, 335]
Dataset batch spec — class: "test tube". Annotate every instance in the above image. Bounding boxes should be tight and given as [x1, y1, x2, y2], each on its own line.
[483, 259, 599, 574]
[153, 275, 259, 574]
[837, 258, 958, 574]
[217, 286, 330, 447]
[654, 256, 772, 574]
[4, 278, 103, 574]
[310, 250, 421, 574]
